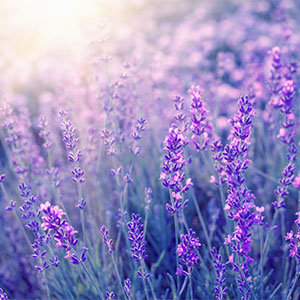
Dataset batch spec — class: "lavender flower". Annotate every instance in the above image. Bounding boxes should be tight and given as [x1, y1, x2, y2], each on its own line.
[100, 225, 114, 254]
[0, 103, 28, 178]
[59, 110, 84, 167]
[210, 139, 226, 185]
[269, 46, 282, 84]
[106, 291, 115, 300]
[160, 125, 192, 214]
[59, 110, 79, 151]
[101, 128, 116, 157]
[17, 183, 57, 272]
[127, 213, 147, 263]
[59, 110, 86, 210]
[39, 201, 80, 264]
[220, 96, 263, 298]
[173, 95, 187, 124]
[176, 229, 201, 276]
[211, 248, 227, 300]
[0, 288, 8, 300]
[38, 115, 53, 149]
[188, 86, 212, 151]
[124, 279, 132, 298]
[285, 212, 300, 275]
[273, 80, 297, 208]
[131, 118, 147, 141]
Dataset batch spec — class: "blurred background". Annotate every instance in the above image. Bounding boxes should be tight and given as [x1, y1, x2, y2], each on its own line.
[0, 0, 300, 299]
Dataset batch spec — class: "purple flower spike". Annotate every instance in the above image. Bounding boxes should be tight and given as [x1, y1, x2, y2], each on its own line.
[211, 248, 227, 300]
[273, 79, 297, 208]
[160, 124, 192, 214]
[124, 279, 132, 298]
[176, 229, 201, 276]
[76, 198, 87, 210]
[100, 225, 114, 254]
[40, 201, 80, 263]
[127, 213, 148, 262]
[106, 291, 115, 300]
[286, 212, 300, 275]
[38, 115, 53, 149]
[80, 247, 88, 262]
[59, 111, 79, 151]
[189, 86, 212, 151]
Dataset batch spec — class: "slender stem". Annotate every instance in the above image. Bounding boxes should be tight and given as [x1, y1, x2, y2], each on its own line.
[190, 191, 212, 250]
[42, 268, 51, 300]
[112, 255, 127, 299]
[147, 277, 157, 300]
[179, 276, 188, 297]
[281, 209, 288, 291]
[174, 212, 180, 292]
[76, 180, 87, 245]
[263, 210, 279, 255]
[259, 226, 264, 300]
[183, 158, 212, 250]
[143, 264, 157, 300]
[188, 273, 193, 300]
[270, 283, 282, 299]
[285, 274, 299, 300]
[140, 261, 150, 300]
[143, 210, 149, 242]
[168, 190, 181, 292]
[81, 262, 105, 300]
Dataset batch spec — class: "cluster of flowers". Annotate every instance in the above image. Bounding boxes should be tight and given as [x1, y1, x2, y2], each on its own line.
[160, 125, 193, 214]
[268, 47, 298, 208]
[285, 212, 300, 275]
[40, 201, 88, 265]
[221, 96, 264, 298]
[176, 229, 201, 277]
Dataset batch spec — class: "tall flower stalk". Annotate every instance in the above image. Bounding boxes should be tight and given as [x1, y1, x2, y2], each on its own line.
[221, 96, 263, 300]
[58, 110, 87, 244]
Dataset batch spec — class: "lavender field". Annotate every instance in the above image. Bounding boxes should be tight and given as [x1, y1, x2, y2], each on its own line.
[0, 0, 300, 299]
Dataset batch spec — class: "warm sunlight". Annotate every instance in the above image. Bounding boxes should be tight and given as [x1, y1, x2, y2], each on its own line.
[0, 0, 126, 57]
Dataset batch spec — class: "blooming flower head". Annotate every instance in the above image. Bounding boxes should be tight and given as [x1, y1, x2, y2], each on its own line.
[176, 229, 201, 276]
[100, 225, 114, 254]
[40, 202, 78, 254]
[127, 213, 147, 262]
[188, 85, 212, 150]
[124, 279, 132, 298]
[161, 124, 192, 214]
[106, 291, 115, 300]
[211, 247, 227, 300]
[285, 211, 300, 276]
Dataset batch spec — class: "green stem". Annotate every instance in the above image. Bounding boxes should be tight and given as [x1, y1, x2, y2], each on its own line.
[112, 255, 127, 299]
[259, 226, 264, 300]
[81, 262, 105, 300]
[179, 276, 188, 297]
[285, 274, 299, 300]
[140, 261, 150, 300]
[188, 271, 193, 300]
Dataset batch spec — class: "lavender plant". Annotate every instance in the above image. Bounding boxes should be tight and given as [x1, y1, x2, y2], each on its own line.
[0, 1, 300, 300]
